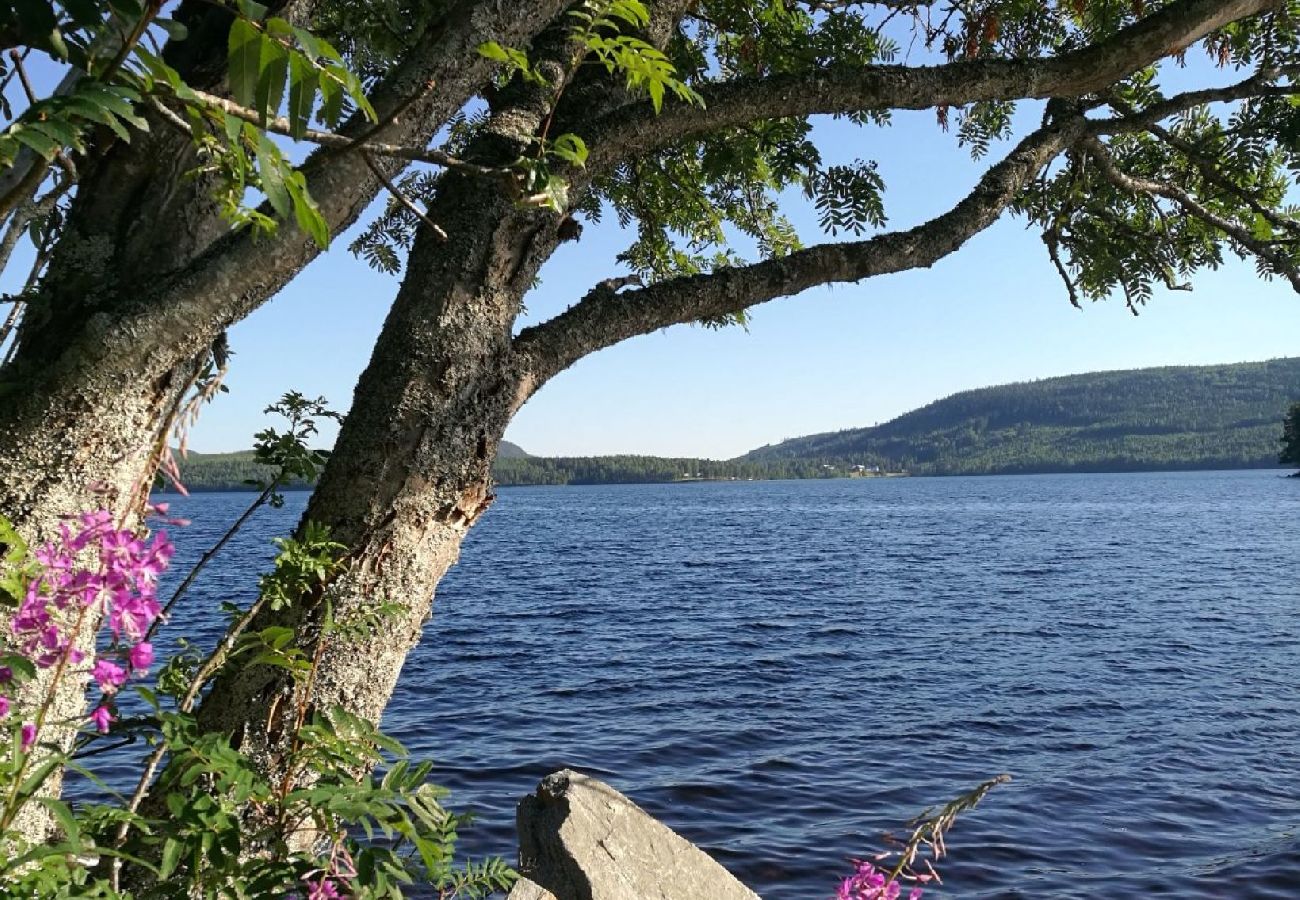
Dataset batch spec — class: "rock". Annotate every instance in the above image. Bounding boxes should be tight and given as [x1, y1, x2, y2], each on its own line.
[506, 877, 559, 900]
[517, 769, 761, 900]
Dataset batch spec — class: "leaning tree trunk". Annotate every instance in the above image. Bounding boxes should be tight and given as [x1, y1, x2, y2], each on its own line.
[194, 136, 559, 791]
[192, 5, 685, 795]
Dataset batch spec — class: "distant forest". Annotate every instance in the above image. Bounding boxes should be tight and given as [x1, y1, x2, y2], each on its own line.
[744, 357, 1300, 475]
[171, 358, 1300, 490]
[170, 451, 854, 491]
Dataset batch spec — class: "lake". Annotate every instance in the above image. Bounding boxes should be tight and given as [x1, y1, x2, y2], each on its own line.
[142, 470, 1300, 898]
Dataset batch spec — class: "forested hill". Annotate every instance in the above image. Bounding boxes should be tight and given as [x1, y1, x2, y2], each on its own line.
[174, 360, 1299, 490]
[172, 441, 531, 491]
[742, 358, 1300, 475]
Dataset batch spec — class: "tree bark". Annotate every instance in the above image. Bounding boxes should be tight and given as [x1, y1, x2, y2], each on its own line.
[196, 133, 553, 788]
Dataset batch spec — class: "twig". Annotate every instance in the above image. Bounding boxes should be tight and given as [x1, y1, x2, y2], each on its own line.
[1082, 136, 1300, 293]
[145, 480, 280, 644]
[1042, 228, 1082, 309]
[360, 150, 448, 241]
[179, 87, 511, 181]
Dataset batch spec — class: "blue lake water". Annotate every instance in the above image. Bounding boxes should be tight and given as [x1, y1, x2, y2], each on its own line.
[142, 470, 1300, 898]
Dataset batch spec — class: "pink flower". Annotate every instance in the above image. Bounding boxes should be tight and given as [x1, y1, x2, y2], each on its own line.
[108, 593, 162, 643]
[20, 722, 36, 752]
[0, 666, 11, 683]
[89, 705, 113, 733]
[836, 860, 918, 900]
[128, 642, 154, 672]
[0, 696, 8, 719]
[92, 659, 127, 693]
[304, 876, 342, 899]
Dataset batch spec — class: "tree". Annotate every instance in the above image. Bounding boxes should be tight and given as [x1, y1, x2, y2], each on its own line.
[1, 0, 1299, 840]
[1282, 402, 1300, 470]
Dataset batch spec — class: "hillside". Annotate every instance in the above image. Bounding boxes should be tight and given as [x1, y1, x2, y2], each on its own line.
[742, 358, 1300, 475]
[172, 441, 530, 491]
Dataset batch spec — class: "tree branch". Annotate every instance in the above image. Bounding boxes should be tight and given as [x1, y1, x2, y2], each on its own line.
[81, 0, 570, 376]
[514, 117, 1082, 386]
[1104, 92, 1300, 239]
[179, 87, 511, 180]
[1080, 135, 1300, 293]
[583, 0, 1278, 171]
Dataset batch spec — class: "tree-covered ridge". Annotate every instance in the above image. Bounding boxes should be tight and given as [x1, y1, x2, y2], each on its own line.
[176, 360, 1300, 489]
[744, 357, 1300, 475]
[172, 449, 850, 490]
[490, 455, 849, 485]
[173, 441, 530, 490]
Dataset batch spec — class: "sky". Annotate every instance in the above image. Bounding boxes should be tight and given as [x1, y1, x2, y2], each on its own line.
[8, 43, 1300, 460]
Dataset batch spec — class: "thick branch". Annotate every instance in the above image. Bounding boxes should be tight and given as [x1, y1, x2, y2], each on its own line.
[515, 117, 1081, 384]
[584, 0, 1278, 170]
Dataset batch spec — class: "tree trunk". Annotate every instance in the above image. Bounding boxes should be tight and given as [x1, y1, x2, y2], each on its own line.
[196, 150, 553, 787]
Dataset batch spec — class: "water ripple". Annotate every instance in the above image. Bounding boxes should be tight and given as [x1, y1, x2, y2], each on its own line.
[138, 470, 1300, 898]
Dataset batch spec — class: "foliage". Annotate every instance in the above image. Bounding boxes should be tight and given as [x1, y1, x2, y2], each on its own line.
[0, 0, 378, 248]
[744, 358, 1300, 476]
[837, 775, 1010, 900]
[0, 507, 514, 899]
[251, 392, 341, 507]
[1281, 401, 1300, 468]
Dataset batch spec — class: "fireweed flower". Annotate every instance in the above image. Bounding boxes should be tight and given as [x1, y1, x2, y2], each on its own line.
[836, 860, 923, 900]
[7, 508, 175, 737]
[304, 876, 343, 900]
[89, 705, 113, 734]
[128, 642, 154, 672]
[92, 659, 127, 694]
[0, 695, 8, 719]
[20, 722, 36, 752]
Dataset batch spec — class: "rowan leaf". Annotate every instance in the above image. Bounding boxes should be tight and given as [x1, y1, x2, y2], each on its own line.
[286, 53, 318, 141]
[228, 18, 265, 110]
[256, 37, 290, 124]
[256, 135, 293, 220]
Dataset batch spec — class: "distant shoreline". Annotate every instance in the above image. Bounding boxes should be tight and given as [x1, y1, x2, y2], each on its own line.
[159, 460, 1292, 494]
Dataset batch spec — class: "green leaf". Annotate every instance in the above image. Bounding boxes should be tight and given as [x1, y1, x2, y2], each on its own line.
[256, 134, 293, 219]
[1252, 212, 1275, 242]
[62, 0, 102, 27]
[160, 837, 182, 879]
[477, 41, 510, 62]
[155, 17, 189, 41]
[76, 83, 147, 131]
[318, 77, 344, 129]
[286, 171, 329, 247]
[550, 133, 588, 167]
[9, 125, 62, 159]
[257, 625, 295, 649]
[0, 654, 36, 683]
[291, 25, 325, 62]
[36, 797, 81, 845]
[256, 37, 290, 124]
[228, 18, 265, 110]
[28, 117, 84, 151]
[286, 53, 318, 141]
[235, 0, 269, 20]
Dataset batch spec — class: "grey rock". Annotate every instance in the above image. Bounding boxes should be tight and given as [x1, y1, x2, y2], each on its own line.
[506, 877, 559, 900]
[517, 769, 761, 900]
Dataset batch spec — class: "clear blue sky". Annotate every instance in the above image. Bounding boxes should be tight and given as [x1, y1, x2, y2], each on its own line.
[8, 52, 1298, 459]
